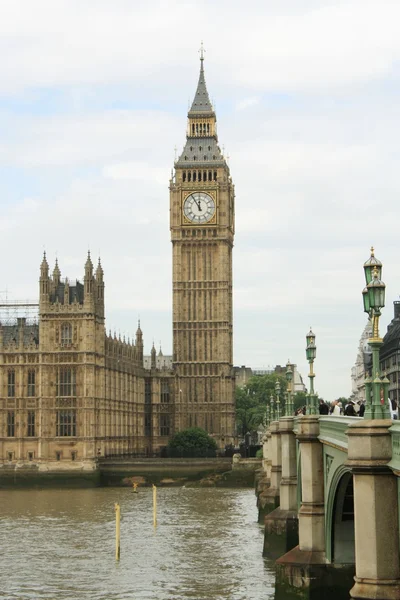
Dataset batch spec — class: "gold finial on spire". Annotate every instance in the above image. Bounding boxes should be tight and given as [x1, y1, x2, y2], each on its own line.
[371, 246, 375, 256]
[199, 41, 205, 62]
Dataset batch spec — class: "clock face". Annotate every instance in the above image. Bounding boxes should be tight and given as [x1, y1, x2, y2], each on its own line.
[183, 192, 215, 224]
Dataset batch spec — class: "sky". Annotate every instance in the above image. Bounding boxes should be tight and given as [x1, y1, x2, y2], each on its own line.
[1, 0, 400, 401]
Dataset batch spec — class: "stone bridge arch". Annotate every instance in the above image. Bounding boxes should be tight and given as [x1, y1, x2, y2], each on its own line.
[325, 461, 354, 565]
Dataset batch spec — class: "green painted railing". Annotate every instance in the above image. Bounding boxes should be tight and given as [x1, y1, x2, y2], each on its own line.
[318, 416, 359, 451]
[389, 422, 400, 472]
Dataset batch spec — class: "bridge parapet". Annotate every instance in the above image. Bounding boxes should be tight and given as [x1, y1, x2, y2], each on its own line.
[389, 421, 400, 474]
[318, 415, 359, 451]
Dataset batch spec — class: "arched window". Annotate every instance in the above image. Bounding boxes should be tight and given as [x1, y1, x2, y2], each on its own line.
[198, 171, 202, 182]
[61, 323, 72, 346]
[193, 171, 197, 181]
[213, 171, 217, 181]
[192, 125, 195, 135]
[199, 146, 202, 151]
[203, 171, 207, 180]
[208, 171, 212, 181]
[207, 124, 210, 134]
[183, 172, 186, 182]
[188, 172, 192, 182]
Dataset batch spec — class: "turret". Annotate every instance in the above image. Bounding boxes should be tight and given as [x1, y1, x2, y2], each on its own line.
[95, 258, 105, 311]
[136, 320, 144, 363]
[64, 277, 70, 305]
[84, 251, 94, 299]
[151, 342, 156, 370]
[53, 258, 61, 287]
[39, 252, 50, 300]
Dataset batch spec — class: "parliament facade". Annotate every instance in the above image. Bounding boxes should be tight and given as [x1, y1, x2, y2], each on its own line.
[0, 55, 236, 472]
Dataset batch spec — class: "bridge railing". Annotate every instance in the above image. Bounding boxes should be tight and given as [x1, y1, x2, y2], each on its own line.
[318, 415, 359, 451]
[389, 421, 400, 472]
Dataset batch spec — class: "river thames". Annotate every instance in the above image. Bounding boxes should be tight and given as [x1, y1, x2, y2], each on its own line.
[1, 487, 275, 600]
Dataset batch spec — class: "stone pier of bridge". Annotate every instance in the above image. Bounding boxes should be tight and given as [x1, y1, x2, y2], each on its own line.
[256, 414, 400, 600]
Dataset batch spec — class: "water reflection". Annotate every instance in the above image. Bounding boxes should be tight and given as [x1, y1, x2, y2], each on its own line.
[0, 488, 275, 600]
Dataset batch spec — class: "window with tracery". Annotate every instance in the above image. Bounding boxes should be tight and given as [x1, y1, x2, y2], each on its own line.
[61, 323, 72, 346]
[57, 367, 76, 397]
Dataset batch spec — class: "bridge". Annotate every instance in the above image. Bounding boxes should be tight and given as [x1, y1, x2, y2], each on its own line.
[257, 414, 400, 600]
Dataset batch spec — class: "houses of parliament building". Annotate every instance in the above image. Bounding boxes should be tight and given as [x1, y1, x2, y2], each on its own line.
[0, 55, 236, 472]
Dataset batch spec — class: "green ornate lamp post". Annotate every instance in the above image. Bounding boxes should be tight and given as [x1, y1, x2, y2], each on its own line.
[286, 360, 293, 416]
[362, 247, 390, 419]
[275, 380, 281, 419]
[305, 328, 317, 415]
[266, 400, 271, 426]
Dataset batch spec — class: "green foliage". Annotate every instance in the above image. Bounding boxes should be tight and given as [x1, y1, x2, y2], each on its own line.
[256, 448, 263, 459]
[167, 427, 217, 457]
[235, 373, 287, 436]
[293, 392, 307, 413]
[293, 391, 326, 414]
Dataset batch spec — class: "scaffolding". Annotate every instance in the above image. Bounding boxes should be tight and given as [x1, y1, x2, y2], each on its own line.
[0, 291, 39, 326]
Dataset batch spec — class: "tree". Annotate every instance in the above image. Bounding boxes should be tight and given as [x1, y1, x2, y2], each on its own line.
[235, 373, 287, 437]
[293, 391, 307, 414]
[167, 427, 217, 457]
[292, 391, 327, 414]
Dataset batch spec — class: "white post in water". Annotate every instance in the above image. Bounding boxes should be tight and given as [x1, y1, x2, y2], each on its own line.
[115, 503, 121, 561]
[153, 484, 157, 528]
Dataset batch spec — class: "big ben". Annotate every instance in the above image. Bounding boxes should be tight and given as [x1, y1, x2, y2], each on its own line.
[170, 51, 235, 446]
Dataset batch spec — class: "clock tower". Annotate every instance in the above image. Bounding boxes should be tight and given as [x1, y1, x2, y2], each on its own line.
[170, 52, 235, 446]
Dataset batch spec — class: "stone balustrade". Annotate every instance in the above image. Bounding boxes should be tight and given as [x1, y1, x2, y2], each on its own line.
[256, 414, 400, 600]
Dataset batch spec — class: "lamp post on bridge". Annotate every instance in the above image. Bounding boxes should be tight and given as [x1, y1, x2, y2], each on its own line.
[270, 393, 275, 421]
[362, 247, 390, 419]
[275, 380, 281, 419]
[305, 328, 317, 415]
[286, 360, 293, 416]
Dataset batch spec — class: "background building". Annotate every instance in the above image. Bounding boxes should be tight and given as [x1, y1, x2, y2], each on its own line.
[0, 254, 175, 471]
[380, 300, 400, 407]
[234, 364, 306, 392]
[351, 319, 372, 402]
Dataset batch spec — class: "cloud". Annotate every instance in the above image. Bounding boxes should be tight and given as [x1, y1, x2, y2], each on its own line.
[1, 0, 400, 401]
[236, 97, 260, 111]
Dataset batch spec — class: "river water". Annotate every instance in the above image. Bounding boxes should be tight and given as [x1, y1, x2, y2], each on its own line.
[0, 487, 275, 600]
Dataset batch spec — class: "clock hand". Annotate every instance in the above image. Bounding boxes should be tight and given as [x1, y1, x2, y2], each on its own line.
[192, 195, 202, 211]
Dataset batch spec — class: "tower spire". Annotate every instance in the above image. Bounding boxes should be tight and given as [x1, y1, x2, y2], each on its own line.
[188, 45, 213, 117]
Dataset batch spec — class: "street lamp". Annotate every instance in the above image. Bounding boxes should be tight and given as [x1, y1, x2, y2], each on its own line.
[286, 360, 293, 416]
[275, 380, 281, 419]
[362, 247, 390, 419]
[305, 328, 317, 415]
[266, 400, 271, 426]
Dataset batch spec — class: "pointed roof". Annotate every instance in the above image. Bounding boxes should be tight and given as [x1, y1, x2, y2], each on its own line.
[188, 55, 214, 117]
[85, 250, 93, 271]
[53, 258, 61, 279]
[40, 251, 49, 272]
[96, 257, 104, 278]
[176, 53, 227, 169]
